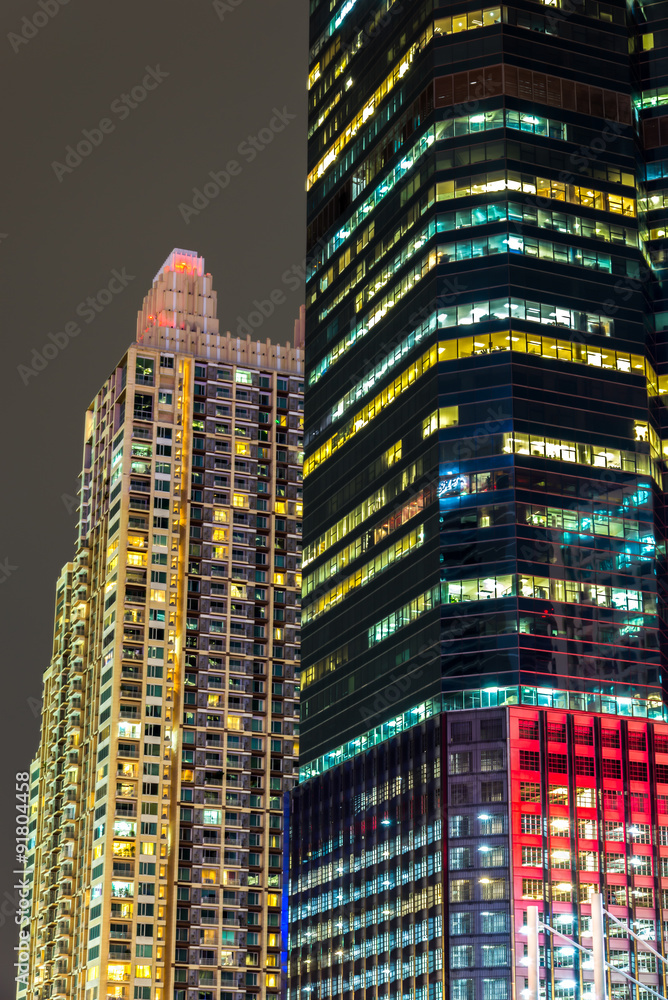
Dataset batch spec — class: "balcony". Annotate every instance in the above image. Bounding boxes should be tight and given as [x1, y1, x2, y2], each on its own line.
[128, 497, 150, 511]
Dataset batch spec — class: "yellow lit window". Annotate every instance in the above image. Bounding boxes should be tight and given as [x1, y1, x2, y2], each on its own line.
[127, 534, 146, 548]
[266, 954, 279, 966]
[233, 494, 249, 508]
[295, 502, 303, 517]
[231, 584, 246, 599]
[273, 627, 284, 640]
[267, 893, 279, 907]
[107, 539, 120, 560]
[93, 844, 103, 860]
[113, 841, 135, 858]
[202, 868, 217, 884]
[127, 552, 147, 567]
[275, 501, 287, 514]
[307, 28, 430, 190]
[150, 589, 166, 603]
[213, 546, 227, 560]
[227, 715, 242, 730]
[386, 441, 402, 467]
[208, 694, 223, 707]
[422, 411, 438, 437]
[212, 528, 228, 542]
[107, 965, 130, 983]
[274, 573, 285, 586]
[236, 442, 250, 455]
[268, 933, 279, 948]
[303, 525, 425, 624]
[87, 966, 100, 982]
[140, 842, 155, 855]
[135, 965, 152, 979]
[266, 974, 279, 989]
[213, 509, 229, 523]
[107, 555, 118, 573]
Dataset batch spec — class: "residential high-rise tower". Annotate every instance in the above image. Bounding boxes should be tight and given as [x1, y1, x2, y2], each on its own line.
[21, 250, 304, 1000]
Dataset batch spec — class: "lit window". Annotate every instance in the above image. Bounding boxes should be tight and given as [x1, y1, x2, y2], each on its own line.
[203, 809, 222, 826]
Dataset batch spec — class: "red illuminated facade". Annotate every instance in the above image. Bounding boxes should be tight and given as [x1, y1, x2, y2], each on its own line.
[508, 706, 668, 1000]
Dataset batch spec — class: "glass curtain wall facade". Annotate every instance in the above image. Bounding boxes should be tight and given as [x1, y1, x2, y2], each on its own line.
[296, 3, 668, 1000]
[20, 250, 303, 1000]
[301, 0, 668, 769]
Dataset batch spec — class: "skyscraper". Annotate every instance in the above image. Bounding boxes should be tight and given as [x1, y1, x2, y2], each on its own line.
[291, 1, 668, 999]
[21, 250, 303, 1000]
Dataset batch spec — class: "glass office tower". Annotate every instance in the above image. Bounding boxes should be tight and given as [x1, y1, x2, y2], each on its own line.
[300, 0, 668, 773]
[292, 1, 668, 1000]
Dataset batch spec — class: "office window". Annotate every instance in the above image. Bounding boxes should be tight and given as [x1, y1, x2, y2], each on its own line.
[480, 814, 507, 835]
[450, 815, 471, 837]
[450, 847, 474, 870]
[450, 752, 472, 774]
[450, 879, 473, 902]
[575, 757, 595, 777]
[628, 823, 650, 844]
[481, 718, 503, 740]
[549, 785, 568, 805]
[481, 912, 509, 933]
[482, 945, 509, 967]
[547, 723, 566, 743]
[578, 819, 597, 839]
[481, 878, 507, 900]
[451, 912, 473, 935]
[481, 781, 504, 802]
[522, 879, 544, 899]
[451, 945, 474, 968]
[522, 847, 542, 867]
[520, 782, 540, 802]
[576, 787, 595, 807]
[452, 980, 474, 1000]
[451, 785, 470, 805]
[549, 816, 570, 837]
[481, 750, 504, 771]
[628, 761, 647, 781]
[547, 754, 568, 774]
[483, 981, 509, 1000]
[521, 814, 541, 835]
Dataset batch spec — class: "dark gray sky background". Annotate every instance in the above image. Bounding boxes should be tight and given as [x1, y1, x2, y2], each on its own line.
[0, 0, 308, 985]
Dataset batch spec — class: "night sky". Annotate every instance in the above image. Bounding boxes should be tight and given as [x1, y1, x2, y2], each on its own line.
[0, 0, 308, 985]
